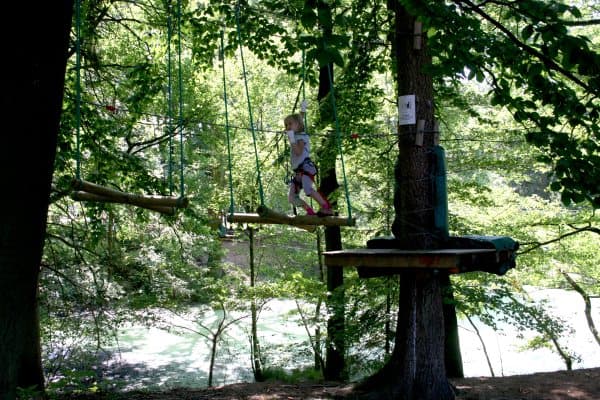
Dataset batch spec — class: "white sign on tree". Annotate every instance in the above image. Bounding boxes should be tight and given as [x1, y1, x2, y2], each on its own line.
[398, 94, 416, 125]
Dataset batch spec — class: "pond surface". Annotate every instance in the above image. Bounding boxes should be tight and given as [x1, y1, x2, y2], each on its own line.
[105, 288, 599, 390]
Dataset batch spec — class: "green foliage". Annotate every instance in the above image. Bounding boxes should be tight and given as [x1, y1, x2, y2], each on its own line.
[419, 0, 600, 208]
[46, 369, 100, 395]
[261, 365, 323, 383]
[16, 386, 44, 400]
[41, 0, 600, 390]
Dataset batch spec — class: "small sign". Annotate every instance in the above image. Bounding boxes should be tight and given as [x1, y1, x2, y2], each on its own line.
[398, 95, 416, 125]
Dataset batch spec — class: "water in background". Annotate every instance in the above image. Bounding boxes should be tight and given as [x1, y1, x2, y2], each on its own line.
[459, 286, 600, 377]
[105, 288, 599, 389]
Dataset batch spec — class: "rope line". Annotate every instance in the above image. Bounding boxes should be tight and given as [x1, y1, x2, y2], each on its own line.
[235, 4, 265, 206]
[167, 3, 175, 195]
[166, 0, 185, 197]
[73, 0, 186, 205]
[177, 0, 185, 197]
[301, 49, 308, 134]
[221, 31, 235, 217]
[66, 94, 529, 144]
[326, 63, 353, 221]
[75, 0, 82, 180]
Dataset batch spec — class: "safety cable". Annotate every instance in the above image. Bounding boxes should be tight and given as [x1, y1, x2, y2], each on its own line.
[221, 31, 235, 217]
[326, 63, 353, 221]
[235, 4, 265, 207]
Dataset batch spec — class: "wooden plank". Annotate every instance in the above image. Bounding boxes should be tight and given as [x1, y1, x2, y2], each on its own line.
[257, 205, 355, 227]
[226, 213, 316, 232]
[72, 179, 189, 208]
[71, 191, 176, 215]
[323, 248, 495, 269]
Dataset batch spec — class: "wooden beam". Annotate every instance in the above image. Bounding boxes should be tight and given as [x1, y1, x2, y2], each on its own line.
[257, 205, 355, 227]
[323, 248, 495, 269]
[226, 212, 316, 232]
[71, 179, 189, 208]
[71, 191, 176, 215]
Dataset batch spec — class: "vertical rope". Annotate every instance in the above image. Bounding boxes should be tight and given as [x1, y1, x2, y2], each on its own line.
[326, 63, 353, 221]
[166, 0, 174, 195]
[301, 49, 308, 133]
[176, 0, 185, 197]
[221, 31, 235, 216]
[75, 0, 82, 180]
[235, 5, 265, 206]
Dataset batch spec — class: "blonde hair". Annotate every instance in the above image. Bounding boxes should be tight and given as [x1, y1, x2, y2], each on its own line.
[284, 113, 304, 132]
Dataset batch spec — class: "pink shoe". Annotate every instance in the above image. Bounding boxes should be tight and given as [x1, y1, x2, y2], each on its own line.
[305, 207, 317, 216]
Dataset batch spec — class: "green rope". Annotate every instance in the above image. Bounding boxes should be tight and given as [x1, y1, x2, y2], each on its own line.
[165, 0, 186, 199]
[235, 5, 265, 206]
[75, 0, 82, 180]
[221, 31, 235, 217]
[326, 63, 353, 221]
[166, 2, 175, 195]
[176, 0, 185, 197]
[301, 50, 308, 133]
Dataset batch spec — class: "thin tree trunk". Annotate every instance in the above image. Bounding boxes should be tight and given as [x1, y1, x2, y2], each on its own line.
[318, 46, 346, 381]
[248, 228, 264, 381]
[465, 314, 495, 377]
[385, 277, 394, 355]
[441, 274, 464, 378]
[208, 315, 226, 388]
[562, 271, 600, 347]
[314, 230, 325, 371]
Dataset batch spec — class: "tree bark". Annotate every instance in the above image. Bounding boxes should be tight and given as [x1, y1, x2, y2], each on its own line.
[248, 228, 265, 382]
[312, 0, 346, 379]
[0, 2, 73, 398]
[442, 274, 464, 378]
[354, 2, 455, 398]
[318, 59, 346, 380]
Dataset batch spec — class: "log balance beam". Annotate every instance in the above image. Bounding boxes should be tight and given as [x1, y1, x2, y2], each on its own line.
[226, 205, 355, 231]
[71, 179, 189, 215]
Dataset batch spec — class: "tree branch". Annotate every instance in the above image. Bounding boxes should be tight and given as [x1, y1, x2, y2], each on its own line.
[455, 0, 594, 94]
[518, 224, 599, 254]
[561, 271, 600, 347]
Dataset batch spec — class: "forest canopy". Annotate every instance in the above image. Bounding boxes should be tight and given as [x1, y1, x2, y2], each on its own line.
[4, 0, 598, 396]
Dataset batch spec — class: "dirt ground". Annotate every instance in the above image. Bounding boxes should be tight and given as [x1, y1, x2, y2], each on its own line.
[60, 367, 600, 399]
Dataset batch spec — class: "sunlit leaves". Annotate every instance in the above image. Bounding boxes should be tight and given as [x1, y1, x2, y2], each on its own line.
[419, 0, 600, 208]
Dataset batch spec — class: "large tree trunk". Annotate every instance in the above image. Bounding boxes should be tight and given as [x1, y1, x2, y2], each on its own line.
[355, 3, 454, 399]
[313, 0, 346, 380]
[0, 2, 73, 398]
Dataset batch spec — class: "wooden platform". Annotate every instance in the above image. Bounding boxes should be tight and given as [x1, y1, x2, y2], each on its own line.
[323, 248, 496, 272]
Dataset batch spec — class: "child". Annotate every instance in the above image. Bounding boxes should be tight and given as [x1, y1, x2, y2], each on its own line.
[284, 108, 333, 217]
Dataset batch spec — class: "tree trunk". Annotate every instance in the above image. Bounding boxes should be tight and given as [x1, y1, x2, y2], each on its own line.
[441, 273, 464, 378]
[248, 228, 264, 382]
[355, 2, 455, 398]
[0, 2, 73, 399]
[318, 60, 346, 381]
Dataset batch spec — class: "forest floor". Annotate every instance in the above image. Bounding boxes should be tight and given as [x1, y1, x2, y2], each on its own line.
[58, 367, 600, 400]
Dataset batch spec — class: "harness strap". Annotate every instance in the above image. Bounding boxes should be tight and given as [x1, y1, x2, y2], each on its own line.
[293, 157, 317, 175]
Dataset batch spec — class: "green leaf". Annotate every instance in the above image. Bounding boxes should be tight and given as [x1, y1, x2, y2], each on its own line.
[317, 6, 332, 28]
[521, 25, 534, 41]
[330, 47, 344, 67]
[301, 8, 317, 28]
